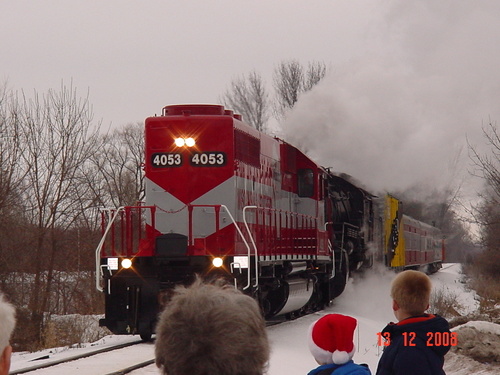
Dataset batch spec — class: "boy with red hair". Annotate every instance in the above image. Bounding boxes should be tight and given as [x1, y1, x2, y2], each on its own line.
[376, 270, 451, 375]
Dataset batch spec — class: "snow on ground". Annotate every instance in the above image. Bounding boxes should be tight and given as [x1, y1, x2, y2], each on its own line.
[263, 263, 497, 375]
[9, 336, 142, 373]
[10, 264, 499, 374]
[429, 263, 480, 316]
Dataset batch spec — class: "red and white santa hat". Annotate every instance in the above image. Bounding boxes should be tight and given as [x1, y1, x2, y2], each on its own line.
[308, 313, 357, 365]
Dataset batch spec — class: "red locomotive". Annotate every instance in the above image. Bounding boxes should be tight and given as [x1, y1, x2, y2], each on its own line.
[95, 104, 443, 340]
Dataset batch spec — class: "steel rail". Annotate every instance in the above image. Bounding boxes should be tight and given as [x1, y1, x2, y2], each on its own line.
[104, 359, 155, 375]
[10, 339, 143, 374]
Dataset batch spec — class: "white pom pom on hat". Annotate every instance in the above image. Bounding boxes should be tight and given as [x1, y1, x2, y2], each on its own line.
[308, 313, 357, 365]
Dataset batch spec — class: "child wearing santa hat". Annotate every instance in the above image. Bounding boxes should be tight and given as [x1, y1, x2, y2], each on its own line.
[308, 313, 371, 375]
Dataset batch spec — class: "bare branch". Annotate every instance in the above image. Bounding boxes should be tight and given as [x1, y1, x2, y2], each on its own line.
[468, 121, 500, 201]
[304, 61, 327, 91]
[273, 60, 304, 117]
[88, 122, 145, 207]
[221, 71, 270, 131]
[273, 60, 327, 120]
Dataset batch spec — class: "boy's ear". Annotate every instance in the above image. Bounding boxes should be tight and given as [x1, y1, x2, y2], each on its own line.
[392, 300, 399, 311]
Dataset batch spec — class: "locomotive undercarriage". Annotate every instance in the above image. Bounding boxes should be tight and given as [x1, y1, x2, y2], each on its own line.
[99, 255, 341, 340]
[253, 259, 335, 319]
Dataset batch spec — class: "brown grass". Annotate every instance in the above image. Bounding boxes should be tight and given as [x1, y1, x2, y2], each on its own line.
[42, 315, 110, 349]
[462, 262, 500, 321]
[429, 286, 463, 318]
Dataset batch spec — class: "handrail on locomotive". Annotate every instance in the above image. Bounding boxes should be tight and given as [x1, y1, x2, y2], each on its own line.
[187, 204, 258, 290]
[95, 205, 157, 292]
[96, 204, 252, 292]
[96, 203, 323, 292]
[95, 206, 125, 293]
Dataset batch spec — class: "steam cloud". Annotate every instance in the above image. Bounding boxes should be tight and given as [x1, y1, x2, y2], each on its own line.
[283, 1, 500, 198]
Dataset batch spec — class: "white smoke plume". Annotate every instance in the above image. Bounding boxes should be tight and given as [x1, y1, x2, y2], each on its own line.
[283, 0, 500, 198]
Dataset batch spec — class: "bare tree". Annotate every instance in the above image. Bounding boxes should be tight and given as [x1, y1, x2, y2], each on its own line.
[273, 60, 327, 119]
[221, 71, 270, 131]
[0, 84, 23, 218]
[221, 61, 327, 130]
[1, 84, 143, 349]
[0, 83, 31, 286]
[273, 60, 304, 117]
[14, 82, 101, 347]
[304, 61, 328, 91]
[467, 121, 500, 277]
[469, 122, 500, 201]
[87, 122, 145, 208]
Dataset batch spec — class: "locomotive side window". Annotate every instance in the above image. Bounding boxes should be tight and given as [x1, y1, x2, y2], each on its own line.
[298, 168, 314, 197]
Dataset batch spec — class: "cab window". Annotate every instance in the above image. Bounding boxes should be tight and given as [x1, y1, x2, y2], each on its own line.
[298, 168, 314, 197]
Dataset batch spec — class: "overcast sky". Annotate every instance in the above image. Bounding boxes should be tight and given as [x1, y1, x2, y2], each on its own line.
[2, 0, 499, 201]
[2, 0, 378, 127]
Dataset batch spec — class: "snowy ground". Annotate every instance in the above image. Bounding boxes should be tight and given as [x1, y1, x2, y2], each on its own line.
[263, 263, 498, 375]
[10, 263, 499, 374]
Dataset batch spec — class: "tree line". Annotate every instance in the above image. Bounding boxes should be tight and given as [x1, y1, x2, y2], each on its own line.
[0, 82, 144, 349]
[466, 123, 500, 279]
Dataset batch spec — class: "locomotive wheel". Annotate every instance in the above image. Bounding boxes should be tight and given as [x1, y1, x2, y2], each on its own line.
[331, 250, 349, 299]
[364, 253, 374, 268]
[308, 283, 325, 312]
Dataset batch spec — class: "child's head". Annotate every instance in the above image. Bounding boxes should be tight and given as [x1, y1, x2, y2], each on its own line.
[308, 314, 357, 365]
[391, 270, 431, 318]
[155, 278, 269, 375]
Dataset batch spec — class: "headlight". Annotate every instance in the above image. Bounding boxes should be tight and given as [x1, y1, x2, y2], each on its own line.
[212, 257, 224, 268]
[121, 258, 133, 269]
[174, 137, 196, 147]
[185, 137, 196, 147]
[174, 138, 185, 147]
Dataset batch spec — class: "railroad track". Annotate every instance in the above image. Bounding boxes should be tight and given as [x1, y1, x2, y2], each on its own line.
[440, 263, 454, 271]
[103, 359, 155, 375]
[10, 339, 154, 375]
[11, 320, 285, 374]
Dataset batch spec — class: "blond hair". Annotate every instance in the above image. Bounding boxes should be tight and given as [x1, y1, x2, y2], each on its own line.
[391, 270, 431, 316]
[0, 293, 16, 352]
[155, 278, 269, 375]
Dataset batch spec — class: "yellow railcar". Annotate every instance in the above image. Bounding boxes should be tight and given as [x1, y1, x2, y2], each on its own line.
[383, 195, 443, 272]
